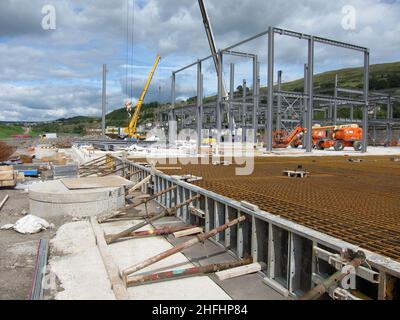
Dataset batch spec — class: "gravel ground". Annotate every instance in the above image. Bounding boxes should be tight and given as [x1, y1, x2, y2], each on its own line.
[0, 185, 70, 300]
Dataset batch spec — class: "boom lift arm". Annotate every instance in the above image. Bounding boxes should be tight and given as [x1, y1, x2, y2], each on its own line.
[127, 54, 161, 138]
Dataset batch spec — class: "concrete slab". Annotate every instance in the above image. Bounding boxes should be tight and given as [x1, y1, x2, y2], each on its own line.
[48, 221, 115, 300]
[62, 175, 132, 189]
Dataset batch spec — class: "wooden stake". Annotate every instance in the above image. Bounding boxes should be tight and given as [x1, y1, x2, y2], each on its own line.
[0, 195, 9, 211]
[127, 175, 151, 193]
[215, 262, 266, 281]
[173, 227, 203, 238]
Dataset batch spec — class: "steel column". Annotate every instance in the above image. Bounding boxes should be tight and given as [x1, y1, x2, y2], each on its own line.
[217, 50, 223, 144]
[334, 74, 338, 125]
[252, 55, 259, 144]
[242, 79, 247, 142]
[229, 63, 235, 140]
[266, 26, 274, 151]
[101, 64, 107, 137]
[277, 70, 282, 132]
[362, 50, 369, 153]
[306, 37, 314, 152]
[196, 60, 203, 149]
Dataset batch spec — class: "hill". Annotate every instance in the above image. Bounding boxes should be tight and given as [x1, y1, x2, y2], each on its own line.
[279, 61, 400, 93]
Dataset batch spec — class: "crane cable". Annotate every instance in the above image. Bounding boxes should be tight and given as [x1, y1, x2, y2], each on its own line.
[125, 0, 129, 100]
[130, 0, 135, 99]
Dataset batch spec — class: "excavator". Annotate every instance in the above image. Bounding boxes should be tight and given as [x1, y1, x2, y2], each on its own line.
[124, 54, 161, 140]
[273, 124, 363, 151]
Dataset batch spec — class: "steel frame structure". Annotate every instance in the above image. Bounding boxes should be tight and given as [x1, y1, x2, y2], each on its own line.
[159, 26, 400, 152]
[111, 154, 400, 300]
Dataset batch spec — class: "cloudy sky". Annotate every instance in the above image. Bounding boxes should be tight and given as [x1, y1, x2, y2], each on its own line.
[0, 0, 399, 122]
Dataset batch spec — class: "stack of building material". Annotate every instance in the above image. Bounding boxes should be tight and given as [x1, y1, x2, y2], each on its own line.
[41, 152, 67, 165]
[0, 166, 18, 187]
[51, 164, 78, 179]
[13, 164, 40, 177]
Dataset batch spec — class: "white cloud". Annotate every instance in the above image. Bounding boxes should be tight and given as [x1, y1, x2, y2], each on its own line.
[0, 0, 399, 121]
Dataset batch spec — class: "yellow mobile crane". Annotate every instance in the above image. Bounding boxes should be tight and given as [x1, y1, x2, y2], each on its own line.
[125, 54, 161, 140]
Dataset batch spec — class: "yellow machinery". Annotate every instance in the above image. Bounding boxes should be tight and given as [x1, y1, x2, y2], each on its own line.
[125, 54, 161, 139]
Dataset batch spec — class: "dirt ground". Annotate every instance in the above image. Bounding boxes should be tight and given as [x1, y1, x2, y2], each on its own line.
[0, 185, 70, 300]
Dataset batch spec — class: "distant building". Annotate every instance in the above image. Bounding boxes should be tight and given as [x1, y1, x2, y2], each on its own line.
[85, 128, 102, 136]
[42, 133, 57, 139]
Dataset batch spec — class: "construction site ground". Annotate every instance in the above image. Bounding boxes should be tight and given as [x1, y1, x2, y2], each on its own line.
[0, 187, 70, 299]
[151, 153, 400, 263]
[45, 194, 285, 300]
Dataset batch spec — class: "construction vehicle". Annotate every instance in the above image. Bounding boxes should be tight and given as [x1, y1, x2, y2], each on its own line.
[124, 54, 161, 140]
[313, 125, 363, 151]
[273, 126, 305, 149]
[273, 124, 363, 151]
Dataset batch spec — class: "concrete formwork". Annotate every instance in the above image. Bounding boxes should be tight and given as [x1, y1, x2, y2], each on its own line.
[110, 155, 400, 300]
[29, 180, 125, 218]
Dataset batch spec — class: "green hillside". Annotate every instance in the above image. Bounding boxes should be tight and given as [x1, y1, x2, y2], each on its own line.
[0, 124, 25, 139]
[106, 101, 160, 127]
[279, 61, 400, 92]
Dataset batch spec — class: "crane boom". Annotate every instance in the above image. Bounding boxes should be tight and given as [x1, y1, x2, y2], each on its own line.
[128, 54, 161, 138]
[198, 0, 228, 98]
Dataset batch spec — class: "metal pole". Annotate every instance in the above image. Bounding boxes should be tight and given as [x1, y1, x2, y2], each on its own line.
[200, 74, 204, 143]
[306, 37, 314, 153]
[229, 63, 235, 140]
[300, 250, 366, 300]
[387, 96, 392, 145]
[277, 70, 282, 132]
[169, 73, 176, 145]
[362, 50, 369, 153]
[127, 257, 253, 287]
[106, 195, 200, 244]
[242, 79, 247, 142]
[197, 60, 203, 149]
[121, 215, 247, 280]
[302, 64, 308, 150]
[266, 26, 274, 151]
[334, 74, 338, 125]
[217, 50, 223, 144]
[102, 64, 107, 137]
[98, 185, 177, 223]
[252, 55, 259, 144]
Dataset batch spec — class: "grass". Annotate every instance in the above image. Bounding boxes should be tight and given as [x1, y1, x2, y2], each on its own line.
[0, 124, 25, 139]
